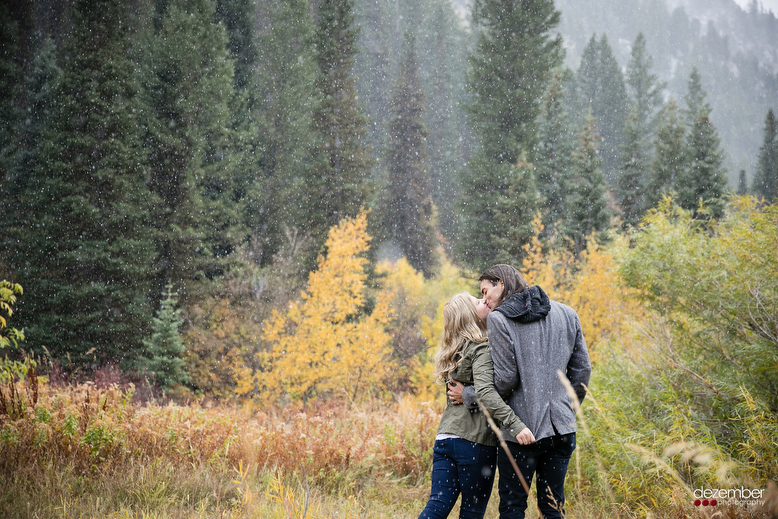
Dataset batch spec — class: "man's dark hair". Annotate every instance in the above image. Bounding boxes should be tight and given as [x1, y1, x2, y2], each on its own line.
[478, 264, 530, 308]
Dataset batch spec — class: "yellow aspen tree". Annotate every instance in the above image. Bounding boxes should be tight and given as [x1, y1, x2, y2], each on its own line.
[565, 239, 648, 359]
[521, 216, 574, 303]
[258, 210, 394, 403]
[376, 258, 426, 389]
[521, 217, 647, 360]
[374, 258, 472, 404]
[376, 256, 473, 402]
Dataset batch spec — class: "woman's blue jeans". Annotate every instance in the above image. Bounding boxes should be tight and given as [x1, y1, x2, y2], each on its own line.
[497, 432, 576, 519]
[418, 438, 498, 519]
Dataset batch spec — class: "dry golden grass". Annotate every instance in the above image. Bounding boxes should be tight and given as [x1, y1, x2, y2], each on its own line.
[0, 381, 442, 517]
[0, 381, 439, 481]
[2, 380, 776, 518]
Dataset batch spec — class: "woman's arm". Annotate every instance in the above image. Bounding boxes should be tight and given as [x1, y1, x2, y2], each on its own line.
[471, 341, 526, 439]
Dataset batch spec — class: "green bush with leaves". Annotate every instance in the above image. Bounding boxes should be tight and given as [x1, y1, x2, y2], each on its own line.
[0, 280, 33, 383]
[0, 281, 23, 349]
[616, 196, 777, 417]
[549, 197, 776, 515]
[606, 196, 777, 484]
[1, 280, 39, 422]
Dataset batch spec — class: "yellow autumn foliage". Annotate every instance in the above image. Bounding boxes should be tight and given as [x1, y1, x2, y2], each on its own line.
[376, 257, 475, 405]
[254, 210, 394, 404]
[239, 212, 652, 405]
[521, 217, 647, 360]
[185, 296, 256, 399]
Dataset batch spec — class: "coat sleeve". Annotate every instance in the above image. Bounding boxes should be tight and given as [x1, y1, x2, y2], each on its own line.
[487, 313, 520, 399]
[566, 312, 591, 404]
[462, 385, 478, 410]
[472, 341, 525, 436]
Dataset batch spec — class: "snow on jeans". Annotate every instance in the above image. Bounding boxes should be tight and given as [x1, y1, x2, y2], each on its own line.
[418, 437, 497, 519]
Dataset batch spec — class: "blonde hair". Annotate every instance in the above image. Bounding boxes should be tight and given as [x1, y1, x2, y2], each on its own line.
[433, 292, 488, 384]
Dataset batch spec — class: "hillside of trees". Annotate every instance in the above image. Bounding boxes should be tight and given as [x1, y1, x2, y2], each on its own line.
[451, 0, 778, 182]
[554, 0, 778, 181]
[1, 0, 776, 399]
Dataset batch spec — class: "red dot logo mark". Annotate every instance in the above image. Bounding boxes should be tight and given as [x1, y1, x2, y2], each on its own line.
[711, 499, 717, 506]
[694, 499, 702, 506]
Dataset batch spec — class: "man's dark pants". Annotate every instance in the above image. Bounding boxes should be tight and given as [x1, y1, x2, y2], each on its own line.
[497, 432, 576, 519]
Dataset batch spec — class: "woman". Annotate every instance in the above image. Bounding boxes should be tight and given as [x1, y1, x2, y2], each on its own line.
[418, 292, 527, 519]
[478, 264, 591, 519]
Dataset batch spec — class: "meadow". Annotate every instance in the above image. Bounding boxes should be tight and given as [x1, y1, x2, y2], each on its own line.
[2, 199, 777, 518]
[1, 378, 776, 519]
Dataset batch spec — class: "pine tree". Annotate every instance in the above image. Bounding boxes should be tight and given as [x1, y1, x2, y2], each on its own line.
[737, 169, 749, 196]
[534, 72, 575, 235]
[458, 0, 561, 269]
[466, 0, 563, 164]
[596, 35, 630, 182]
[679, 69, 728, 218]
[648, 100, 686, 209]
[383, 34, 437, 277]
[15, 36, 60, 178]
[354, 0, 469, 240]
[684, 67, 706, 121]
[617, 108, 647, 227]
[564, 116, 610, 255]
[213, 0, 259, 267]
[0, 5, 23, 184]
[142, 0, 239, 302]
[309, 0, 374, 244]
[570, 34, 599, 129]
[3, 36, 61, 278]
[625, 32, 664, 155]
[753, 108, 777, 202]
[14, 0, 156, 364]
[353, 0, 394, 157]
[248, 0, 321, 266]
[458, 154, 541, 270]
[140, 285, 189, 391]
[492, 157, 543, 264]
[572, 34, 629, 184]
[214, 0, 258, 92]
[419, 0, 467, 248]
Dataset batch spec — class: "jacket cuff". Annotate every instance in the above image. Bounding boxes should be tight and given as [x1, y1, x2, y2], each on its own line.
[462, 385, 478, 410]
[501, 416, 526, 437]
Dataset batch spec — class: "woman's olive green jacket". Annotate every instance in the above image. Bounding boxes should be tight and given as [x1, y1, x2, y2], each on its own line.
[436, 339, 525, 446]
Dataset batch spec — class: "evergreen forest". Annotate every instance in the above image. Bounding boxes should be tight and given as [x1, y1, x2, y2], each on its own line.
[1, 0, 777, 517]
